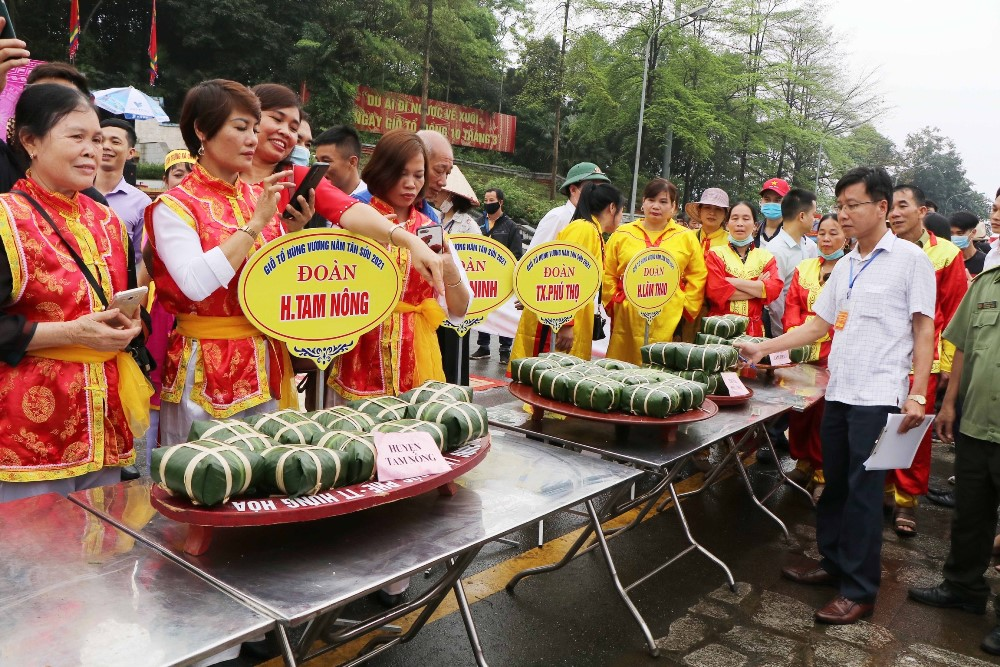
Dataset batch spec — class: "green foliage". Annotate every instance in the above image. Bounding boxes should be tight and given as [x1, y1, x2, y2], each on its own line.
[895, 127, 990, 216]
[137, 162, 164, 180]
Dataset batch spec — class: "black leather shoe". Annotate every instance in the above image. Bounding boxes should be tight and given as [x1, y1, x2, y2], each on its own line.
[120, 465, 141, 481]
[926, 487, 956, 508]
[908, 583, 987, 614]
[376, 589, 406, 608]
[982, 625, 1000, 655]
[756, 445, 775, 464]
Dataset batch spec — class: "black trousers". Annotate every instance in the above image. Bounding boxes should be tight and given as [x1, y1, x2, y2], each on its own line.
[437, 327, 471, 386]
[817, 401, 897, 603]
[942, 432, 1000, 602]
[476, 331, 512, 352]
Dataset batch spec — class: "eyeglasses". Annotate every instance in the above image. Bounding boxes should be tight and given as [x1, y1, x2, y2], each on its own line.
[832, 200, 876, 214]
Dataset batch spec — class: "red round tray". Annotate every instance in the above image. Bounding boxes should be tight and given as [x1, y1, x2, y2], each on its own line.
[151, 436, 490, 529]
[508, 382, 718, 426]
[708, 385, 754, 406]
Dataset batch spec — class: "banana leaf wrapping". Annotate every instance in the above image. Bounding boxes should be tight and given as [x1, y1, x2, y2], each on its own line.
[510, 357, 560, 385]
[187, 420, 278, 453]
[538, 352, 583, 366]
[656, 375, 708, 410]
[305, 407, 378, 432]
[399, 381, 473, 404]
[532, 368, 588, 402]
[591, 358, 639, 371]
[603, 368, 674, 386]
[694, 333, 731, 347]
[641, 342, 738, 373]
[661, 369, 719, 397]
[259, 445, 350, 497]
[371, 419, 449, 452]
[347, 396, 411, 423]
[700, 314, 750, 339]
[411, 400, 489, 449]
[572, 363, 612, 377]
[564, 376, 626, 413]
[732, 336, 812, 364]
[313, 431, 377, 484]
[151, 440, 263, 506]
[620, 383, 689, 417]
[244, 410, 327, 445]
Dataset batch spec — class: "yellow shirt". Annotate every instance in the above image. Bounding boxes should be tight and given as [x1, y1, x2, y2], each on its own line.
[603, 219, 707, 364]
[510, 217, 605, 364]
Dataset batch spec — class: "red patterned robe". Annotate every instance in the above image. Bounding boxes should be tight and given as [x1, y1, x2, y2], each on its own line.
[146, 164, 287, 420]
[329, 196, 443, 399]
[704, 244, 783, 337]
[0, 178, 134, 482]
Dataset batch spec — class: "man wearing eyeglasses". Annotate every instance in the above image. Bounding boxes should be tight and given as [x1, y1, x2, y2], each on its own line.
[881, 184, 968, 537]
[737, 166, 936, 625]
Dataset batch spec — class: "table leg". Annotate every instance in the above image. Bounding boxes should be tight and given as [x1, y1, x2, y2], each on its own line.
[662, 424, 678, 443]
[757, 422, 814, 507]
[183, 524, 213, 556]
[584, 499, 659, 657]
[276, 625, 298, 667]
[732, 446, 790, 540]
[530, 405, 544, 426]
[451, 561, 489, 667]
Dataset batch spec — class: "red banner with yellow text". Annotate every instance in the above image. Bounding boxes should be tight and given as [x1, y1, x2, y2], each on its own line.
[354, 85, 516, 153]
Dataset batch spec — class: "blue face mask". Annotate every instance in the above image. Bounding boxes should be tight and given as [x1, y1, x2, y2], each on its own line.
[951, 235, 970, 249]
[728, 234, 754, 247]
[288, 145, 311, 167]
[760, 202, 782, 220]
[820, 249, 845, 261]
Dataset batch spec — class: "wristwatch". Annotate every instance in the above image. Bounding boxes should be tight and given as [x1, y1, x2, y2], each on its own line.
[906, 394, 927, 405]
[238, 224, 260, 240]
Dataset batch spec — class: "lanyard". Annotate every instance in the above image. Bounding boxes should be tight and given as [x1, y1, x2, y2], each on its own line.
[639, 226, 666, 248]
[847, 249, 883, 299]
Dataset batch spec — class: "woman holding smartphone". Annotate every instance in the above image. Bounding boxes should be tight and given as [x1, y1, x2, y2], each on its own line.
[329, 129, 470, 400]
[0, 84, 145, 501]
[243, 83, 447, 293]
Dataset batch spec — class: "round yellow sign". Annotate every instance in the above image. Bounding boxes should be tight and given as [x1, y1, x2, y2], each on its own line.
[513, 241, 602, 331]
[621, 247, 680, 318]
[442, 233, 517, 336]
[238, 229, 403, 368]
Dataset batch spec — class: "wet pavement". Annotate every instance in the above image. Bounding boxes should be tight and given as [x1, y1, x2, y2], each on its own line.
[226, 350, 1000, 667]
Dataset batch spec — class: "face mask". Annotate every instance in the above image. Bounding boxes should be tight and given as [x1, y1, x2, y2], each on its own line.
[951, 235, 970, 249]
[820, 249, 845, 261]
[760, 202, 782, 220]
[288, 145, 310, 167]
[728, 234, 754, 247]
[485, 202, 501, 215]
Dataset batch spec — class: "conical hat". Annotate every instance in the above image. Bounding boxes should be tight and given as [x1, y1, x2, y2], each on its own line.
[442, 165, 479, 206]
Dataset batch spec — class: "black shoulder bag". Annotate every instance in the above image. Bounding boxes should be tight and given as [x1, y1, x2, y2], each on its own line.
[13, 190, 156, 377]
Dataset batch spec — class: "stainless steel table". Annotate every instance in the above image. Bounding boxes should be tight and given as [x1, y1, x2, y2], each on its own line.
[493, 365, 830, 655]
[0, 492, 273, 667]
[70, 432, 641, 667]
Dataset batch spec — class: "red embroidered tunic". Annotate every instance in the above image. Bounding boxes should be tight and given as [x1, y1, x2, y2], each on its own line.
[704, 244, 783, 337]
[0, 178, 134, 481]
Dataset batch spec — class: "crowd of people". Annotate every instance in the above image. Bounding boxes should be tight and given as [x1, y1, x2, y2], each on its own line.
[1, 43, 1000, 656]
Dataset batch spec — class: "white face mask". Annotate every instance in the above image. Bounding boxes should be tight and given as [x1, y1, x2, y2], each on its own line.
[439, 198, 453, 214]
[288, 145, 310, 167]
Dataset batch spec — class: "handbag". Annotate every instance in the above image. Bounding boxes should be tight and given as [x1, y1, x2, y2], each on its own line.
[12, 190, 156, 377]
[592, 288, 607, 341]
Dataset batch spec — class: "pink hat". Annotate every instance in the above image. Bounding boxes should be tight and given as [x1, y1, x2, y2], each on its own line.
[684, 187, 730, 223]
[760, 178, 790, 198]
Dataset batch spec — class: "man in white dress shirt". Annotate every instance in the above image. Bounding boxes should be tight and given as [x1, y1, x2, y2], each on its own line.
[527, 162, 610, 249]
[737, 166, 936, 625]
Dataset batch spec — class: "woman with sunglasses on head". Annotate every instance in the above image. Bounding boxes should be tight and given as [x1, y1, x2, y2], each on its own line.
[783, 212, 851, 502]
[704, 201, 783, 337]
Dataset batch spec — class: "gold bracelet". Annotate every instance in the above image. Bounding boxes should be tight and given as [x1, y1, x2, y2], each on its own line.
[446, 279, 463, 288]
[388, 226, 401, 245]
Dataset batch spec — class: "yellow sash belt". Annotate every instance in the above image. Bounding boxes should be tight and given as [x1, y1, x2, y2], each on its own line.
[174, 314, 297, 411]
[394, 298, 447, 385]
[29, 345, 153, 438]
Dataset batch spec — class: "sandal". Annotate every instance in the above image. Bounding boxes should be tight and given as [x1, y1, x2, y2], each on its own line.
[893, 506, 917, 538]
[786, 466, 812, 487]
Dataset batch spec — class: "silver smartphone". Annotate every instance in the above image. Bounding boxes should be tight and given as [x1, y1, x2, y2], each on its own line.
[108, 286, 148, 319]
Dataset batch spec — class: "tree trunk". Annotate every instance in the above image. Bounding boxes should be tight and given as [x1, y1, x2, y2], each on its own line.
[419, 0, 434, 129]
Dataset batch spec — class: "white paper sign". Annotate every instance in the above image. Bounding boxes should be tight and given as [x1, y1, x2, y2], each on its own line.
[720, 371, 750, 397]
[374, 432, 450, 481]
[863, 414, 934, 470]
[769, 349, 792, 365]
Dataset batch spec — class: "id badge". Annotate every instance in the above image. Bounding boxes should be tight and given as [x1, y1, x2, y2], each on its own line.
[834, 310, 849, 331]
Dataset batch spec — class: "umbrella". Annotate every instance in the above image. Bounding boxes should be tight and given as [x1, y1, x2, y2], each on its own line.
[92, 86, 170, 122]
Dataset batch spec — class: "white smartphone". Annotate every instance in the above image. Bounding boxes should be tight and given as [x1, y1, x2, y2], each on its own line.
[416, 224, 444, 253]
[108, 286, 148, 319]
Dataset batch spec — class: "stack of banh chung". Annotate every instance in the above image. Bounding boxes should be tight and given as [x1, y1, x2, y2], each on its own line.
[150, 381, 487, 507]
[694, 314, 812, 366]
[509, 351, 708, 418]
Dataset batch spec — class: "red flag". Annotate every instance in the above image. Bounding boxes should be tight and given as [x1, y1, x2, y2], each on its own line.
[148, 0, 158, 85]
[68, 0, 80, 62]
